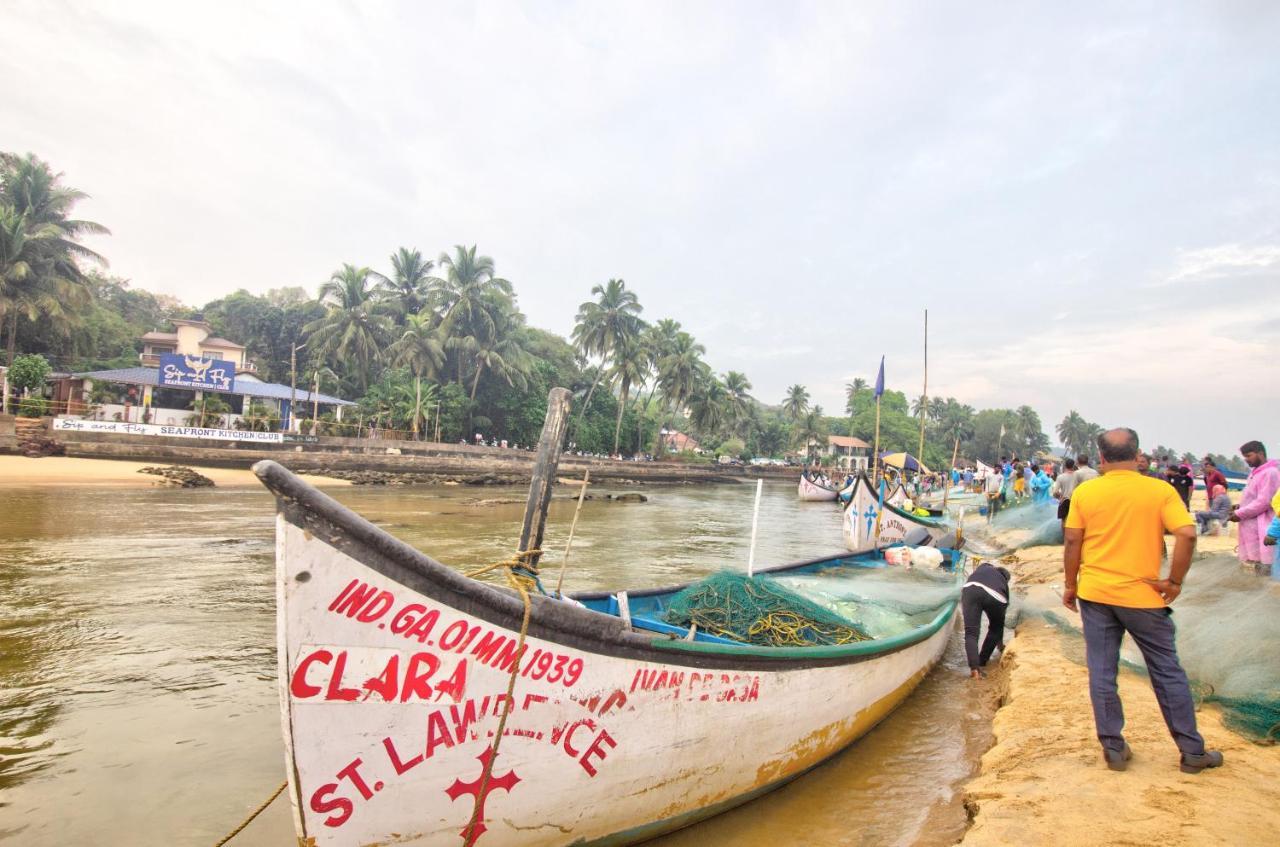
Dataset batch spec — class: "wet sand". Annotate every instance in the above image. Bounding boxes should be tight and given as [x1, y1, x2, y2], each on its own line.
[961, 514, 1280, 846]
[0, 455, 349, 488]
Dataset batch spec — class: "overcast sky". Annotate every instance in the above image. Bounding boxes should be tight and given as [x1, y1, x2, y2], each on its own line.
[4, 1, 1278, 456]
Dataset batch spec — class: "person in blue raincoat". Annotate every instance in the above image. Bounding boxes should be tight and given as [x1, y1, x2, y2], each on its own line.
[1030, 466, 1052, 503]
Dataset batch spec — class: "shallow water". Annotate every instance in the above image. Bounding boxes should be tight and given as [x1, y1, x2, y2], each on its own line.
[0, 477, 994, 846]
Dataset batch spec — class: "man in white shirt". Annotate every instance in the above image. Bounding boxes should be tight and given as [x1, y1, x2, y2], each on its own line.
[984, 465, 1005, 522]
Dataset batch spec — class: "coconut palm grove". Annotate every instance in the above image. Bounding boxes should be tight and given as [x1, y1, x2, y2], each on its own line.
[0, 152, 1243, 470]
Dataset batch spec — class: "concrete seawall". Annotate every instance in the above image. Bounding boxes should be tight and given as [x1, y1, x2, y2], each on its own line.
[0, 415, 15, 455]
[30, 418, 804, 485]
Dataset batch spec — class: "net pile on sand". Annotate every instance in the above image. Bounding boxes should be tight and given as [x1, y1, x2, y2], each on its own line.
[664, 572, 872, 647]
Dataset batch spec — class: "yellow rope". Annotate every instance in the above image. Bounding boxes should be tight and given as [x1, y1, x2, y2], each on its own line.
[460, 548, 541, 846]
[211, 781, 287, 847]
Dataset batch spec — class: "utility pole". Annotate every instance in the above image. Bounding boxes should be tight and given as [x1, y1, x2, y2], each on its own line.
[289, 341, 306, 432]
[311, 370, 320, 434]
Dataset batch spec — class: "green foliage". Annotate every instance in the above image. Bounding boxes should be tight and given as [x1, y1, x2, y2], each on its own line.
[236, 401, 281, 432]
[16, 395, 48, 417]
[185, 394, 231, 428]
[718, 436, 746, 459]
[202, 288, 325, 383]
[9, 352, 50, 392]
[1, 152, 107, 367]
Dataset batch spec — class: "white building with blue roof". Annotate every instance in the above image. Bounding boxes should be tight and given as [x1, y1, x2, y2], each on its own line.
[57, 317, 353, 431]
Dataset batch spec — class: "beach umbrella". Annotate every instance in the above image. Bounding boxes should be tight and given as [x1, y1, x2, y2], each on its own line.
[879, 451, 930, 473]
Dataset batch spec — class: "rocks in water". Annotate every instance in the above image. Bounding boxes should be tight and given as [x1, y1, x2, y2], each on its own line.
[138, 465, 215, 487]
[313, 469, 524, 486]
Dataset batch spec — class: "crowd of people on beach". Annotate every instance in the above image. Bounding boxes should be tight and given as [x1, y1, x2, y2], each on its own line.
[955, 445, 1280, 582]
[958, 431, 1279, 779]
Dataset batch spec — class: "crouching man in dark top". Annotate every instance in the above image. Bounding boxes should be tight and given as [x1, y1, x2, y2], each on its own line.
[962, 561, 1011, 679]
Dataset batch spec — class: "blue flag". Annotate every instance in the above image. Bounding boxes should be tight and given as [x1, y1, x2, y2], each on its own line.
[874, 356, 885, 399]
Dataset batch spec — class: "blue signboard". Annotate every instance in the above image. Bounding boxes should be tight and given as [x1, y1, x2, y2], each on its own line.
[158, 353, 236, 391]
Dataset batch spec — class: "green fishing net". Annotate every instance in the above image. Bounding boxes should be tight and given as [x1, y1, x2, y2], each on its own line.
[664, 571, 872, 647]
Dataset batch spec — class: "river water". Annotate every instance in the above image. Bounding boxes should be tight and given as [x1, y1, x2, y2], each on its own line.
[0, 477, 994, 846]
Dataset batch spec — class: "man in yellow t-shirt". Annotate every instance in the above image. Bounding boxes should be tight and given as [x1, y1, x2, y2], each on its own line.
[1062, 428, 1223, 774]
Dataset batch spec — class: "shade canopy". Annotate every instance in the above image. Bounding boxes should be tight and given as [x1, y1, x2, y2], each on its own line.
[879, 451, 930, 473]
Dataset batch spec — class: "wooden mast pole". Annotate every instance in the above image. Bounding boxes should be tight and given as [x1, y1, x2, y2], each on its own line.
[518, 387, 573, 567]
[872, 394, 882, 480]
[943, 435, 960, 510]
[917, 308, 928, 488]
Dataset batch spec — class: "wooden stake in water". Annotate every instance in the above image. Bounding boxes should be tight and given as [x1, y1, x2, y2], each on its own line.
[518, 387, 572, 567]
[747, 478, 764, 577]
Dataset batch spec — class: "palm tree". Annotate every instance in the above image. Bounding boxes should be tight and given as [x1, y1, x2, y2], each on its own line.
[1015, 405, 1044, 451]
[0, 154, 108, 367]
[570, 278, 643, 433]
[431, 246, 513, 383]
[722, 371, 754, 437]
[782, 384, 810, 421]
[461, 297, 531, 402]
[687, 376, 728, 438]
[634, 319, 682, 439]
[794, 408, 827, 460]
[1056, 410, 1091, 456]
[377, 247, 434, 323]
[911, 394, 929, 419]
[938, 400, 976, 453]
[304, 264, 391, 392]
[844, 378, 868, 414]
[388, 312, 445, 439]
[608, 335, 648, 455]
[656, 331, 706, 417]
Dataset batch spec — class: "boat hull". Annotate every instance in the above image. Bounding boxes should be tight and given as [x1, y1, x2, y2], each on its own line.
[798, 475, 839, 501]
[259, 461, 955, 846]
[843, 474, 950, 553]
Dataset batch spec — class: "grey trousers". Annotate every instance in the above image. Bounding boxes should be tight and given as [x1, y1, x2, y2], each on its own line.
[1079, 599, 1205, 756]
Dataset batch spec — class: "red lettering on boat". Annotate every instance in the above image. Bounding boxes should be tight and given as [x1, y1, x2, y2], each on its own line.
[449, 699, 482, 744]
[437, 619, 470, 650]
[383, 735, 424, 775]
[290, 649, 331, 699]
[425, 709, 455, 758]
[355, 590, 394, 623]
[325, 651, 361, 702]
[336, 757, 374, 800]
[403, 608, 440, 643]
[362, 654, 400, 701]
[389, 603, 426, 635]
[327, 579, 359, 612]
[434, 658, 468, 703]
[332, 582, 378, 618]
[562, 718, 596, 757]
[579, 729, 617, 777]
[310, 782, 352, 828]
[399, 652, 439, 702]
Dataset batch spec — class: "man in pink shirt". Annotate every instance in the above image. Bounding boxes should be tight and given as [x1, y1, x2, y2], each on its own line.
[1229, 440, 1280, 573]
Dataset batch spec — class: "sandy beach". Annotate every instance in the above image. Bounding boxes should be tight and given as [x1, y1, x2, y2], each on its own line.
[960, 508, 1280, 846]
[0, 455, 350, 488]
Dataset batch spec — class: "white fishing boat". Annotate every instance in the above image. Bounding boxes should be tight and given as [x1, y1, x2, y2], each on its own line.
[842, 473, 953, 553]
[797, 472, 840, 501]
[255, 459, 962, 846]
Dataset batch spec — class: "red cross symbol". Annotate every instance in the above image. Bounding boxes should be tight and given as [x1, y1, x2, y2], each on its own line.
[445, 747, 522, 846]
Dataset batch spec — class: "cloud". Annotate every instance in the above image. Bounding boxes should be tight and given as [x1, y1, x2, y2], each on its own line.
[1159, 243, 1280, 286]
